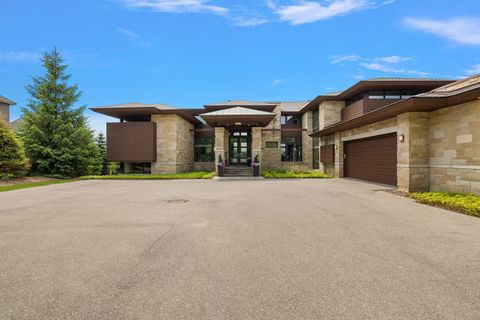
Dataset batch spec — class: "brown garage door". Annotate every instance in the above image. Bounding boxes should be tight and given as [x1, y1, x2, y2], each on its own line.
[344, 133, 397, 186]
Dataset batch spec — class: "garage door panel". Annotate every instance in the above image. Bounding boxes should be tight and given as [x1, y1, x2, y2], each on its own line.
[344, 133, 397, 186]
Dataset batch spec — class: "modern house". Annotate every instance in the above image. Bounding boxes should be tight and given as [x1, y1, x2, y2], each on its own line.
[0, 95, 15, 123]
[91, 74, 480, 194]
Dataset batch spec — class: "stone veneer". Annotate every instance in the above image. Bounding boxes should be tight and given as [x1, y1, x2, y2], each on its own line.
[428, 100, 480, 194]
[151, 114, 194, 174]
[0, 103, 9, 123]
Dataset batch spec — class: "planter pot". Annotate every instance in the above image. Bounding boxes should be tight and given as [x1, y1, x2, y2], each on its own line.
[217, 165, 224, 177]
[253, 165, 260, 177]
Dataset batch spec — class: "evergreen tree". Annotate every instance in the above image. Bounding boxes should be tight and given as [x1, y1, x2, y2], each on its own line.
[0, 119, 29, 178]
[96, 132, 108, 175]
[20, 48, 101, 177]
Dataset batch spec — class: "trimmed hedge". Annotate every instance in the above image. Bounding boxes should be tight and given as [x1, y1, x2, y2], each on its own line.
[262, 169, 332, 179]
[411, 192, 480, 218]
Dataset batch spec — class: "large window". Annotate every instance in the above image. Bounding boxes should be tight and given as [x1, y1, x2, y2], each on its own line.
[281, 115, 301, 125]
[312, 137, 319, 169]
[368, 90, 422, 100]
[312, 110, 319, 132]
[281, 137, 302, 162]
[129, 163, 151, 174]
[194, 137, 215, 162]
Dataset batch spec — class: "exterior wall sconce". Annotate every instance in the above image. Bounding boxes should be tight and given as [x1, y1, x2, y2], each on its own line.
[398, 134, 405, 142]
[335, 145, 339, 150]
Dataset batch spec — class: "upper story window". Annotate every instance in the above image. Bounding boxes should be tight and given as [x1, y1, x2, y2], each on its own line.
[368, 90, 422, 100]
[345, 92, 366, 106]
[281, 115, 301, 125]
[122, 115, 151, 122]
[312, 110, 319, 132]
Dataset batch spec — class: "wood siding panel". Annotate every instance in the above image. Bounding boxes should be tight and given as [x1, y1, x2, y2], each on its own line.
[320, 144, 335, 164]
[342, 99, 402, 122]
[107, 122, 156, 162]
[344, 133, 397, 186]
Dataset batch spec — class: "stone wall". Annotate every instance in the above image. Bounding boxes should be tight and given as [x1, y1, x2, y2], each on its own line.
[429, 100, 480, 194]
[193, 162, 215, 172]
[151, 114, 194, 173]
[214, 127, 228, 174]
[302, 111, 313, 167]
[0, 103, 9, 122]
[319, 101, 344, 130]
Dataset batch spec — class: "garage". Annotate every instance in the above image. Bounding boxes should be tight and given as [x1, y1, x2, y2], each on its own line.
[344, 133, 397, 186]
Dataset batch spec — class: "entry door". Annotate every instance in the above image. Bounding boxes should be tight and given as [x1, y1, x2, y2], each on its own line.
[229, 132, 250, 165]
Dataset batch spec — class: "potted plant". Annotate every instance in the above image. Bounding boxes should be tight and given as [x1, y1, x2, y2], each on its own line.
[252, 154, 260, 177]
[217, 154, 225, 177]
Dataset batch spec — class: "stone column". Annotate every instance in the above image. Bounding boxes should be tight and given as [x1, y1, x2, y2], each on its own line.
[252, 127, 262, 163]
[397, 112, 430, 192]
[302, 111, 313, 167]
[215, 127, 227, 173]
[334, 132, 344, 178]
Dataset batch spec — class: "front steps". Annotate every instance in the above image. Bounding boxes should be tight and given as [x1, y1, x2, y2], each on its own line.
[223, 166, 253, 177]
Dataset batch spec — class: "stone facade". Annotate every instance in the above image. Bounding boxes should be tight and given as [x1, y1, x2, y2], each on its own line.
[428, 100, 480, 193]
[151, 114, 194, 174]
[214, 127, 228, 174]
[0, 103, 9, 122]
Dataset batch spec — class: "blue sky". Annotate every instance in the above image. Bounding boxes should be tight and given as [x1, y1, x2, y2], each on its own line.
[2, 0, 480, 133]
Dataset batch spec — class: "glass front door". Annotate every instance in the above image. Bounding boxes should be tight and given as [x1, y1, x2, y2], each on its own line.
[229, 131, 251, 165]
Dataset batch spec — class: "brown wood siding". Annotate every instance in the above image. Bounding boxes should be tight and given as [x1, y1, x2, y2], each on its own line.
[344, 133, 397, 186]
[107, 122, 156, 162]
[342, 98, 402, 122]
[320, 144, 335, 164]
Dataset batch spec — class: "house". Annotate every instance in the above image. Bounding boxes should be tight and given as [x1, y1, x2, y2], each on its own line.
[0, 95, 15, 123]
[91, 74, 480, 194]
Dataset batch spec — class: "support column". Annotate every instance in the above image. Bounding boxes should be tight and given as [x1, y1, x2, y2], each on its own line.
[252, 127, 262, 163]
[334, 132, 344, 178]
[397, 112, 430, 192]
[214, 127, 228, 174]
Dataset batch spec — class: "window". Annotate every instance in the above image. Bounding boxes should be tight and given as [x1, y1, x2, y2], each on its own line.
[369, 91, 385, 99]
[266, 141, 279, 148]
[130, 163, 151, 174]
[312, 110, 319, 132]
[385, 90, 401, 99]
[281, 115, 301, 125]
[194, 137, 215, 162]
[281, 137, 302, 162]
[312, 137, 319, 170]
[345, 92, 365, 106]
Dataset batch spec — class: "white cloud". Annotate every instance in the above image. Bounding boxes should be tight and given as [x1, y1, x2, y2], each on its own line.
[0, 51, 40, 62]
[117, 28, 151, 48]
[271, 78, 286, 86]
[361, 62, 428, 76]
[375, 55, 412, 64]
[404, 17, 480, 45]
[269, 0, 373, 25]
[233, 17, 269, 27]
[330, 54, 362, 64]
[466, 64, 480, 75]
[121, 0, 228, 15]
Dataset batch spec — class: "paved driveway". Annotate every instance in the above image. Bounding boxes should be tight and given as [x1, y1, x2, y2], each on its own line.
[1, 179, 480, 320]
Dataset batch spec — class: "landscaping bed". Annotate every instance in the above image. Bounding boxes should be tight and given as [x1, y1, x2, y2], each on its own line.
[410, 192, 480, 218]
[262, 169, 332, 179]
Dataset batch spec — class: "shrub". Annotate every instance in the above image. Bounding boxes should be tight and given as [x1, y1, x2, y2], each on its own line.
[0, 119, 29, 178]
[411, 192, 480, 217]
[262, 169, 332, 179]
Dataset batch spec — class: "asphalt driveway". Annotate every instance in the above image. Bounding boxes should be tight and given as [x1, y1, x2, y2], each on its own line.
[1, 179, 479, 319]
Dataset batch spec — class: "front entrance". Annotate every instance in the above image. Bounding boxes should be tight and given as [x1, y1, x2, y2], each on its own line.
[229, 131, 252, 166]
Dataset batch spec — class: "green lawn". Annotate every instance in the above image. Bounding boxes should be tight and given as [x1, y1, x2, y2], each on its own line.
[0, 179, 77, 192]
[80, 171, 215, 180]
[411, 192, 480, 218]
[262, 169, 332, 179]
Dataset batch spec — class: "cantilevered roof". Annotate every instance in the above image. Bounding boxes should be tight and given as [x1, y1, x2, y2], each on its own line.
[199, 107, 276, 127]
[311, 74, 480, 137]
[301, 78, 455, 112]
[280, 101, 310, 112]
[0, 95, 16, 105]
[90, 102, 197, 123]
[204, 100, 277, 107]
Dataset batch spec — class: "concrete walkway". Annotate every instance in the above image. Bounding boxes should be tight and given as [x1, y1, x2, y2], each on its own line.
[0, 179, 479, 319]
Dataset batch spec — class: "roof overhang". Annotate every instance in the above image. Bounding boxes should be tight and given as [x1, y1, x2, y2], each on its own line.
[311, 86, 480, 137]
[90, 106, 197, 123]
[199, 114, 276, 127]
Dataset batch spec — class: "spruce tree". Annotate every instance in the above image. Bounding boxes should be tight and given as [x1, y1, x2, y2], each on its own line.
[0, 119, 29, 178]
[20, 48, 101, 177]
[96, 132, 108, 175]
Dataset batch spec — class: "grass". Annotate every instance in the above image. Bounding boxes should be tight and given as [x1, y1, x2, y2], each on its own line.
[80, 171, 215, 180]
[0, 179, 77, 192]
[262, 169, 332, 179]
[411, 192, 480, 218]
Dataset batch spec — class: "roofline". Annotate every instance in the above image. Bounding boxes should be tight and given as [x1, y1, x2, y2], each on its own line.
[0, 96, 16, 105]
[310, 86, 480, 137]
[300, 79, 455, 113]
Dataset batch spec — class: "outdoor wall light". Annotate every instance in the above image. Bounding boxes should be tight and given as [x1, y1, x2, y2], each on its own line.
[335, 145, 339, 150]
[398, 134, 405, 142]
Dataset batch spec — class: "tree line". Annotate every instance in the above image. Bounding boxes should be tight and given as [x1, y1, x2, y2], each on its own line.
[0, 49, 115, 179]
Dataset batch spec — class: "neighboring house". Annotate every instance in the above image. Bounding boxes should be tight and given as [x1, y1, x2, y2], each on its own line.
[91, 74, 480, 194]
[0, 95, 16, 123]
